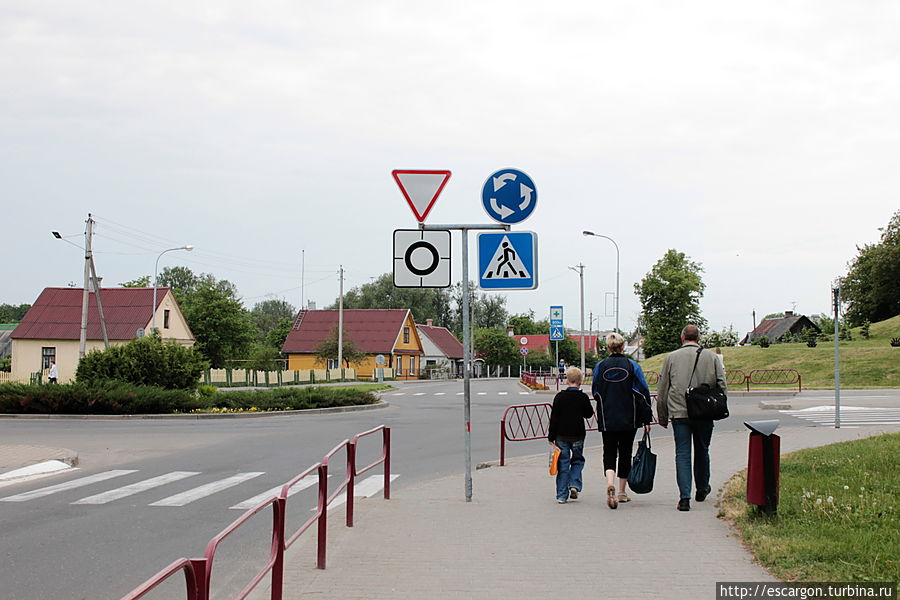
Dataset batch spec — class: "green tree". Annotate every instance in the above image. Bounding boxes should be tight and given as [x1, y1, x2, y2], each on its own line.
[265, 317, 294, 350]
[335, 273, 454, 327]
[0, 303, 31, 322]
[250, 299, 296, 343]
[156, 266, 200, 300]
[701, 326, 739, 348]
[635, 249, 707, 358]
[474, 328, 518, 365]
[245, 343, 284, 371]
[315, 326, 366, 368]
[507, 310, 550, 335]
[557, 336, 581, 365]
[75, 333, 207, 390]
[119, 276, 151, 287]
[182, 281, 256, 368]
[842, 210, 900, 326]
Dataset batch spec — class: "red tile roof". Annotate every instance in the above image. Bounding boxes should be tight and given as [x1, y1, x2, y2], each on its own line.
[12, 287, 165, 340]
[281, 309, 416, 354]
[417, 324, 464, 359]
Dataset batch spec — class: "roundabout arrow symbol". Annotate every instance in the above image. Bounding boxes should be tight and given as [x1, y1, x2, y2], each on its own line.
[492, 173, 517, 192]
[490, 197, 514, 219]
[519, 183, 533, 211]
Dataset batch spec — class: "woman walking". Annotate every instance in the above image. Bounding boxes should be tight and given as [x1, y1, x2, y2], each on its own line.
[547, 366, 595, 503]
[592, 333, 653, 509]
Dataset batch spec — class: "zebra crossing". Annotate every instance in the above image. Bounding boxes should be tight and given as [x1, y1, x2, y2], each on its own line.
[0, 469, 396, 510]
[780, 405, 900, 427]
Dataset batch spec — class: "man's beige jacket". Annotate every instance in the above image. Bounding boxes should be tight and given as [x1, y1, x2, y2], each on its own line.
[657, 342, 727, 422]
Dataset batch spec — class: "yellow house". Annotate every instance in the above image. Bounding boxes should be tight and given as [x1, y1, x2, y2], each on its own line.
[11, 287, 194, 383]
[281, 309, 424, 379]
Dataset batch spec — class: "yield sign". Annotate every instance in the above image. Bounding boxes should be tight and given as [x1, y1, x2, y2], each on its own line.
[392, 170, 452, 222]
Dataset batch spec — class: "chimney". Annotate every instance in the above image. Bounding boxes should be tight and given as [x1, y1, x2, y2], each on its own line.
[426, 319, 433, 327]
[307, 300, 316, 310]
[784, 310, 794, 317]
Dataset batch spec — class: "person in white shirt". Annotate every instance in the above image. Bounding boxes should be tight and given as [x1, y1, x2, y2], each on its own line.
[48, 362, 58, 384]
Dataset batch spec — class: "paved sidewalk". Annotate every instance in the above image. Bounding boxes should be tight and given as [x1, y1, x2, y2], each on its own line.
[274, 425, 896, 600]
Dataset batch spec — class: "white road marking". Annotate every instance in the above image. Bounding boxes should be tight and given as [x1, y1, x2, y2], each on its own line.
[477, 392, 486, 395]
[391, 393, 405, 396]
[519, 392, 529, 395]
[0, 470, 138, 503]
[498, 392, 508, 395]
[316, 474, 400, 511]
[73, 471, 200, 505]
[230, 473, 326, 510]
[434, 392, 446, 396]
[413, 392, 426, 396]
[0, 460, 75, 489]
[456, 392, 464, 395]
[149, 473, 264, 507]
[780, 406, 900, 427]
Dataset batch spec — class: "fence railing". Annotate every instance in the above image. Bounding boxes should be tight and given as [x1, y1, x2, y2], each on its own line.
[499, 397, 657, 465]
[121, 425, 391, 600]
[748, 368, 802, 392]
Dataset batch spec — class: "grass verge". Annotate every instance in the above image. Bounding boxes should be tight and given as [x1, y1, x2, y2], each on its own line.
[718, 433, 899, 581]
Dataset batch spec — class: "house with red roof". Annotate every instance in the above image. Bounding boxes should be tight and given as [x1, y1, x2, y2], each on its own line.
[10, 287, 193, 383]
[416, 319, 464, 377]
[281, 309, 425, 379]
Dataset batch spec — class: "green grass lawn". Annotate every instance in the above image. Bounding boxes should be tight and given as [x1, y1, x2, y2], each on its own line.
[718, 433, 899, 582]
[640, 315, 900, 389]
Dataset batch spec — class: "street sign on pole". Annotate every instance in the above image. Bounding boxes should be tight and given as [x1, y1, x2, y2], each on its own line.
[549, 326, 565, 341]
[477, 231, 538, 290]
[481, 168, 537, 224]
[393, 229, 451, 287]
[392, 170, 451, 222]
[519, 346, 529, 356]
[550, 305, 563, 326]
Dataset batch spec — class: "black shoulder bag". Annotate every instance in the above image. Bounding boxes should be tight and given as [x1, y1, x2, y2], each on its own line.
[685, 346, 729, 420]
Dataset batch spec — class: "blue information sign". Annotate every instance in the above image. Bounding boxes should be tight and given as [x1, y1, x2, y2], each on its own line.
[481, 168, 537, 224]
[550, 306, 563, 327]
[477, 231, 538, 290]
[549, 326, 565, 341]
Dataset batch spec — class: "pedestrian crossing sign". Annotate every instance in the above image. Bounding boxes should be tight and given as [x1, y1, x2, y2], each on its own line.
[549, 326, 565, 341]
[477, 231, 538, 290]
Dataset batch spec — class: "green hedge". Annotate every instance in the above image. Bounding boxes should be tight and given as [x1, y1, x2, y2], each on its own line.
[76, 335, 207, 390]
[0, 383, 380, 414]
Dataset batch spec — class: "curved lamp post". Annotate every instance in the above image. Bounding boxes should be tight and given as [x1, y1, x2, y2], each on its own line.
[582, 231, 620, 334]
[152, 245, 193, 332]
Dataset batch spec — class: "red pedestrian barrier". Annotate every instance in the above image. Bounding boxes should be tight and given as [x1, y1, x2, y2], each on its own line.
[748, 369, 802, 392]
[122, 425, 392, 600]
[725, 369, 749, 390]
[644, 370, 660, 386]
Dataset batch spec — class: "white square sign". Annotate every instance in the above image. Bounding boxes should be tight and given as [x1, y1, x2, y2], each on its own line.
[393, 229, 451, 288]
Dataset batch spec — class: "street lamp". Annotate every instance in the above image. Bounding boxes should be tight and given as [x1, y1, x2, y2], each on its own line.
[582, 231, 620, 334]
[152, 245, 193, 332]
[568, 264, 585, 373]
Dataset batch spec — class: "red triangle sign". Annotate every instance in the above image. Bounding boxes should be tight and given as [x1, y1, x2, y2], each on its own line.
[392, 170, 451, 222]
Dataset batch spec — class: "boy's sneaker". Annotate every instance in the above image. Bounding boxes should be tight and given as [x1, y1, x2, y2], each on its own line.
[557, 498, 568, 504]
[568, 487, 578, 500]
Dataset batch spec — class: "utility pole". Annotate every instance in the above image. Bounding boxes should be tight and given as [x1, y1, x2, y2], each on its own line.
[79, 215, 94, 358]
[301, 249, 305, 310]
[833, 285, 841, 428]
[569, 263, 585, 373]
[337, 265, 344, 373]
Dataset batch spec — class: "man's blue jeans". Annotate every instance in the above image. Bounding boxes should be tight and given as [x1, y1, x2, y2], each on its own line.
[555, 439, 585, 500]
[671, 418, 714, 500]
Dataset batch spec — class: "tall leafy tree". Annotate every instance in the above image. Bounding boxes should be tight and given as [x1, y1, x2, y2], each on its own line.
[250, 299, 296, 343]
[842, 210, 900, 326]
[635, 249, 707, 358]
[507, 310, 549, 335]
[156, 266, 200, 299]
[266, 317, 294, 350]
[180, 280, 256, 368]
[334, 273, 454, 327]
[118, 275, 151, 287]
[474, 328, 518, 365]
[0, 303, 31, 322]
[315, 326, 366, 368]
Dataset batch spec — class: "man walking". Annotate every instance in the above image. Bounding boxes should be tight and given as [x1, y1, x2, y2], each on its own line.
[657, 325, 726, 511]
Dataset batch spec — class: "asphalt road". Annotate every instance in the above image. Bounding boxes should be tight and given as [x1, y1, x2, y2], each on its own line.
[0, 381, 897, 599]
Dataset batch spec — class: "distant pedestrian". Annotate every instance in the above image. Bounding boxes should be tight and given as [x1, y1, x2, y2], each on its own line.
[592, 332, 653, 509]
[558, 359, 566, 382]
[657, 325, 727, 511]
[48, 362, 58, 384]
[547, 366, 595, 503]
[714, 347, 725, 370]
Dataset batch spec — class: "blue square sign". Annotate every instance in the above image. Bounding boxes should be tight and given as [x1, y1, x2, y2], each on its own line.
[477, 231, 538, 290]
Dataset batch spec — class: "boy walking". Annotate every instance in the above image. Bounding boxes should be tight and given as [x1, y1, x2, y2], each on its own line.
[548, 367, 595, 503]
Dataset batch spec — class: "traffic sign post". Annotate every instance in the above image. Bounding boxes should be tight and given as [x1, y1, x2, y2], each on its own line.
[392, 170, 451, 222]
[393, 229, 451, 287]
[477, 231, 538, 290]
[481, 168, 537, 224]
[549, 326, 565, 341]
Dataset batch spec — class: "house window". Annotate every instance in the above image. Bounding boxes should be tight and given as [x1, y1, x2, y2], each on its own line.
[163, 309, 171, 329]
[396, 356, 403, 375]
[327, 359, 339, 369]
[403, 327, 410, 344]
[409, 356, 416, 374]
[42, 347, 56, 370]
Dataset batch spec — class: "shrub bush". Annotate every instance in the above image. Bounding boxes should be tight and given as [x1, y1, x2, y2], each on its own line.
[891, 337, 900, 347]
[76, 335, 207, 390]
[0, 382, 203, 414]
[758, 335, 770, 348]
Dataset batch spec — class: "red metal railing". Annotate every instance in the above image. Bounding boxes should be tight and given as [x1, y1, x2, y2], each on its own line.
[500, 397, 658, 466]
[725, 369, 749, 390]
[122, 425, 391, 600]
[120, 558, 206, 600]
[748, 368, 802, 392]
[644, 370, 660, 386]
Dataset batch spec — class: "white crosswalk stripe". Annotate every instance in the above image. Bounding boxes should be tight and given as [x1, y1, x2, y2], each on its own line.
[73, 471, 200, 505]
[498, 392, 508, 395]
[391, 392, 405, 396]
[781, 406, 900, 427]
[316, 474, 399, 511]
[413, 392, 426, 396]
[230, 473, 325, 510]
[0, 470, 138, 503]
[149, 473, 264, 507]
[434, 392, 445, 396]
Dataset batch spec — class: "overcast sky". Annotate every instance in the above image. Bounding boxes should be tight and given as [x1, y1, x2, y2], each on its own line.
[3, 1, 897, 336]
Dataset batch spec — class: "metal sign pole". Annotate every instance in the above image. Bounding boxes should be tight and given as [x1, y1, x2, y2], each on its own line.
[422, 223, 508, 502]
[833, 286, 841, 429]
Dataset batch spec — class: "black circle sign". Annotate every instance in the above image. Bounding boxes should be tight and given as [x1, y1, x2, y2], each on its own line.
[405, 241, 440, 276]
